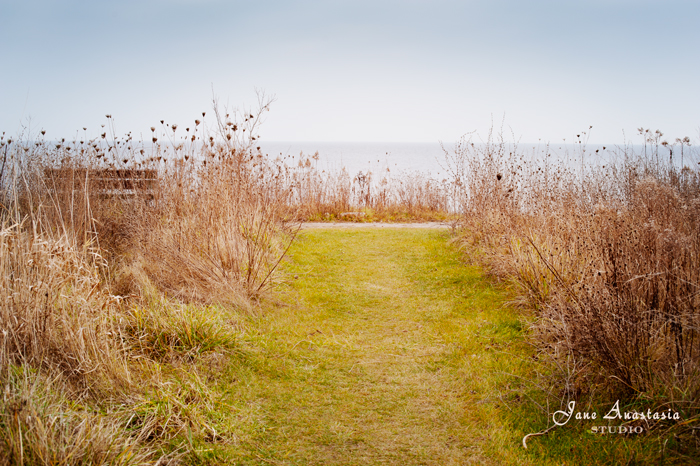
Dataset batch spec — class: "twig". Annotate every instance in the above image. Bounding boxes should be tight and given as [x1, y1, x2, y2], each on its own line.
[522, 424, 558, 449]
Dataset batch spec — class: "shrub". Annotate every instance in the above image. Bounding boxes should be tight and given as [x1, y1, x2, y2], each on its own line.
[0, 96, 295, 460]
[448, 127, 700, 443]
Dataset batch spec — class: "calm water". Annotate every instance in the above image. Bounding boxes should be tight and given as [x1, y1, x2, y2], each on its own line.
[259, 141, 449, 177]
[259, 141, 688, 178]
[33, 139, 693, 177]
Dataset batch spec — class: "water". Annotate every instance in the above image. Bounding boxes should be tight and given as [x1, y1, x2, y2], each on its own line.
[259, 141, 696, 180]
[259, 141, 450, 178]
[21, 138, 697, 179]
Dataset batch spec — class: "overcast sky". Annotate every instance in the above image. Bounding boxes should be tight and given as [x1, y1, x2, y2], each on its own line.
[1, 0, 699, 143]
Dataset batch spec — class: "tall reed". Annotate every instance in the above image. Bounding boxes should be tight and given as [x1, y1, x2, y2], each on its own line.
[447, 127, 700, 445]
[277, 151, 452, 221]
[0, 96, 297, 462]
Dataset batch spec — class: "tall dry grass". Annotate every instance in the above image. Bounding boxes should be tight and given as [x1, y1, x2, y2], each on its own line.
[278, 151, 452, 221]
[0, 216, 128, 386]
[447, 127, 700, 447]
[0, 97, 296, 462]
[0, 177, 152, 463]
[0, 95, 458, 461]
[126, 107, 299, 305]
[2, 96, 298, 304]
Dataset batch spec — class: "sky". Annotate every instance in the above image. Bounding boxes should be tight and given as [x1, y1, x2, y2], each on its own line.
[1, 0, 699, 144]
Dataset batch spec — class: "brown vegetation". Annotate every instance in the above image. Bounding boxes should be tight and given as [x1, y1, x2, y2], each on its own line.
[446, 127, 700, 449]
[7, 96, 697, 460]
[0, 94, 453, 462]
[281, 151, 452, 222]
[0, 98, 295, 463]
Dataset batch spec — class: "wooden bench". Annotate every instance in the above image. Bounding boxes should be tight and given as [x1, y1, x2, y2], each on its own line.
[44, 168, 158, 200]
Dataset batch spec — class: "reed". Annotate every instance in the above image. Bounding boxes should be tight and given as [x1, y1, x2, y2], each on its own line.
[447, 127, 700, 449]
[0, 97, 295, 462]
[275, 151, 453, 222]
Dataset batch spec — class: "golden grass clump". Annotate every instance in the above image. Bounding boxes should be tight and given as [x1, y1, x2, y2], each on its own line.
[0, 216, 127, 390]
[0, 210, 156, 463]
[132, 149, 297, 305]
[0, 368, 152, 466]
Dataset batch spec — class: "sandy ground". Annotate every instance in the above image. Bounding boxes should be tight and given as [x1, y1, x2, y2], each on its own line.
[300, 222, 452, 229]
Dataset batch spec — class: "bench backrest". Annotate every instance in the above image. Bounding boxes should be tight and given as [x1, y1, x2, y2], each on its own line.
[44, 168, 158, 197]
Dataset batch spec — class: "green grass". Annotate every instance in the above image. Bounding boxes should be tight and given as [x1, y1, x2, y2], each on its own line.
[180, 228, 678, 465]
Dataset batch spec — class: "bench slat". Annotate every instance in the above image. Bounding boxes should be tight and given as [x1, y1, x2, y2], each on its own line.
[44, 168, 158, 199]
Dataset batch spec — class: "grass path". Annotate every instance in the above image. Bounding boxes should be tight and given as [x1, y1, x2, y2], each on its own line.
[205, 228, 546, 465]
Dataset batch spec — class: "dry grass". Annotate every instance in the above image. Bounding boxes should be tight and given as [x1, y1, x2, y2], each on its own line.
[7, 95, 698, 461]
[447, 126, 700, 451]
[130, 150, 297, 305]
[0, 93, 455, 462]
[0, 212, 158, 464]
[276, 151, 453, 221]
[0, 96, 297, 462]
[0, 216, 125, 386]
[0, 367, 154, 466]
